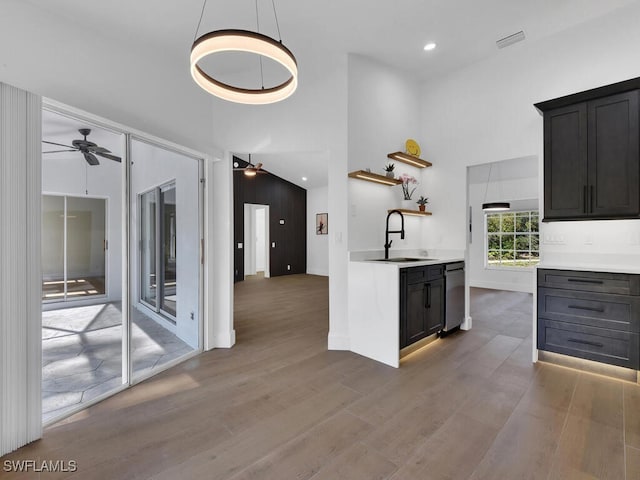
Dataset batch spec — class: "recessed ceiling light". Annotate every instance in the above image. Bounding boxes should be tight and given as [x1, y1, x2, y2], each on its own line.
[423, 42, 437, 51]
[302, 176, 308, 181]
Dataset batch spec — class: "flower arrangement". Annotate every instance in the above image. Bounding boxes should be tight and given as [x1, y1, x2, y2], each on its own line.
[399, 173, 418, 200]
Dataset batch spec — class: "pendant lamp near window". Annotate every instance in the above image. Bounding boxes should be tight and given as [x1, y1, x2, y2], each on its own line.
[482, 162, 510, 212]
[190, 0, 298, 105]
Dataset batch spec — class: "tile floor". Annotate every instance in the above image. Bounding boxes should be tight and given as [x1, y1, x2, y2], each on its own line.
[42, 302, 194, 422]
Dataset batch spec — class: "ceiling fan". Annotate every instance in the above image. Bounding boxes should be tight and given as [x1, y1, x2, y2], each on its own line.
[42, 128, 122, 166]
[233, 155, 267, 177]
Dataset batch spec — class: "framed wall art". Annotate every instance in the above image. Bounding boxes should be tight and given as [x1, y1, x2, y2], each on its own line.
[316, 213, 328, 235]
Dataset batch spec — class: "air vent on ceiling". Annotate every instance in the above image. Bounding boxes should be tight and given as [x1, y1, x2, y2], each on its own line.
[496, 30, 525, 49]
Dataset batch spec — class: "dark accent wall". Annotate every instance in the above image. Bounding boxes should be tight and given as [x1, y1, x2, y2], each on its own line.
[233, 157, 307, 282]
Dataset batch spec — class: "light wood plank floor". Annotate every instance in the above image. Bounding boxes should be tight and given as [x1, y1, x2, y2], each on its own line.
[2, 276, 640, 479]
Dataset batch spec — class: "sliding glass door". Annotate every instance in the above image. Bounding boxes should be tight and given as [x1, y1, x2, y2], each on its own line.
[130, 138, 201, 380]
[139, 182, 177, 320]
[41, 194, 107, 302]
[41, 107, 203, 424]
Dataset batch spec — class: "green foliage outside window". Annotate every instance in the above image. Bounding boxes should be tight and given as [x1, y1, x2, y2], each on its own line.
[486, 211, 539, 268]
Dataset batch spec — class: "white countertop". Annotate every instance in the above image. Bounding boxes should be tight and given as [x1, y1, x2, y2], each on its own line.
[349, 248, 465, 268]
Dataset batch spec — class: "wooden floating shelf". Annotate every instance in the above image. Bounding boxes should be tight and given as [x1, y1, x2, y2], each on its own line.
[387, 152, 432, 168]
[388, 209, 432, 217]
[348, 170, 402, 186]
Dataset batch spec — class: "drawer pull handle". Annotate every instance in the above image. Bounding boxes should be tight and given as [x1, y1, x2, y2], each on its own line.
[567, 278, 604, 285]
[568, 305, 605, 313]
[567, 338, 604, 348]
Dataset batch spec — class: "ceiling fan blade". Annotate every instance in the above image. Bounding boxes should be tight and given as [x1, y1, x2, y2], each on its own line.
[88, 146, 111, 154]
[43, 149, 77, 154]
[93, 151, 121, 162]
[42, 140, 76, 149]
[83, 152, 100, 166]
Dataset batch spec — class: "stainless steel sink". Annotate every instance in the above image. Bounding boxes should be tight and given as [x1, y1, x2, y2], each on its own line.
[373, 257, 439, 263]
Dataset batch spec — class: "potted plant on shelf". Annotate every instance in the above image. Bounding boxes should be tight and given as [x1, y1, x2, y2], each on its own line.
[384, 162, 395, 178]
[416, 196, 429, 212]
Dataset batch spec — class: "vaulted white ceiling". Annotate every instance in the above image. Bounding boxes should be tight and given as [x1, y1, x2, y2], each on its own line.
[30, 0, 637, 188]
[24, 0, 636, 80]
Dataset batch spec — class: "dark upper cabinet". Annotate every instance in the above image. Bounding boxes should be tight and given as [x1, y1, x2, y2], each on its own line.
[588, 92, 640, 217]
[536, 79, 640, 221]
[544, 103, 588, 218]
[400, 266, 444, 349]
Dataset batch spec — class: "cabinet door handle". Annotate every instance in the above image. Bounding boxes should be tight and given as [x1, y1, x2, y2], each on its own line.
[568, 304, 604, 313]
[425, 283, 431, 309]
[567, 278, 604, 285]
[590, 185, 594, 213]
[583, 185, 588, 213]
[567, 338, 604, 348]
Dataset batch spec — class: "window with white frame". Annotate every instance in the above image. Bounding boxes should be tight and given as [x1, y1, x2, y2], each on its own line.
[486, 211, 539, 268]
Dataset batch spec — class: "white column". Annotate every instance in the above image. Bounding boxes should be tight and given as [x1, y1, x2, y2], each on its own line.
[0, 82, 42, 455]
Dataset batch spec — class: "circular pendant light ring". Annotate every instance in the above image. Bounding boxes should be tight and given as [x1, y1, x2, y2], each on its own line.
[190, 29, 298, 105]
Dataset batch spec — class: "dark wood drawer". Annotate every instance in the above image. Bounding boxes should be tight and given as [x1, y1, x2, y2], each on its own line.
[427, 265, 444, 280]
[538, 287, 640, 333]
[538, 319, 639, 369]
[537, 269, 640, 295]
[404, 264, 444, 284]
[405, 266, 426, 284]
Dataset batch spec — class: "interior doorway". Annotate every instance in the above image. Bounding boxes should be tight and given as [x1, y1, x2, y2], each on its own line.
[243, 204, 270, 278]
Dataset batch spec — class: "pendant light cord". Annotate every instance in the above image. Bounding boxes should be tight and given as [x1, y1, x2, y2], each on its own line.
[271, 0, 282, 42]
[193, 0, 208, 42]
[482, 163, 493, 204]
[256, 0, 265, 89]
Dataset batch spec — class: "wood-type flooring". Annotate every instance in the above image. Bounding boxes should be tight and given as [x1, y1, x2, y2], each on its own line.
[2, 275, 639, 479]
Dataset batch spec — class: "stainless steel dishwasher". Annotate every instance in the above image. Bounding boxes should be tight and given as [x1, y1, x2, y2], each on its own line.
[443, 262, 465, 332]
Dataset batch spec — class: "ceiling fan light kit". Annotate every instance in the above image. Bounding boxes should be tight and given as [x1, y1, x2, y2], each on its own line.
[189, 0, 298, 105]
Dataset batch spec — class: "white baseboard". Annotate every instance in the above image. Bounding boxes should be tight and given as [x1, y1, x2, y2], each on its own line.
[327, 332, 350, 350]
[209, 329, 236, 349]
[306, 268, 329, 277]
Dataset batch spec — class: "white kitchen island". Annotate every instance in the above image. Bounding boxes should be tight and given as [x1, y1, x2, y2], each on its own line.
[348, 249, 466, 367]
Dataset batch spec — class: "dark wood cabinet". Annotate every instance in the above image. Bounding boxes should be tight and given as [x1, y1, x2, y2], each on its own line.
[536, 80, 640, 221]
[400, 265, 444, 349]
[537, 269, 640, 369]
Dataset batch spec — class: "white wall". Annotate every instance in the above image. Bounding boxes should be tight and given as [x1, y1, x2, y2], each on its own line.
[42, 139, 123, 304]
[347, 54, 427, 252]
[468, 157, 538, 293]
[419, 2, 640, 267]
[0, 0, 215, 154]
[130, 139, 201, 349]
[307, 185, 329, 276]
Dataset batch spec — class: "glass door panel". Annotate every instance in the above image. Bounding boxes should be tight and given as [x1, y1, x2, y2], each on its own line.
[66, 197, 106, 298]
[140, 190, 157, 308]
[160, 184, 177, 317]
[130, 138, 201, 380]
[41, 195, 65, 301]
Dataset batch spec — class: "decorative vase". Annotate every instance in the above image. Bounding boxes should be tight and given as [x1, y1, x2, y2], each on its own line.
[401, 199, 414, 210]
[419, 205, 426, 212]
[386, 172, 394, 178]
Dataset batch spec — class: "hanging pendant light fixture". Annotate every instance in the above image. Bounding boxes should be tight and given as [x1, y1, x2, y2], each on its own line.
[190, 0, 298, 105]
[482, 162, 511, 212]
